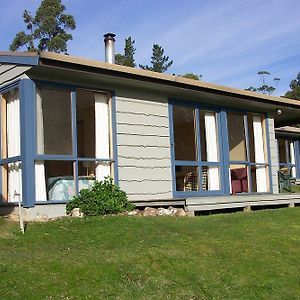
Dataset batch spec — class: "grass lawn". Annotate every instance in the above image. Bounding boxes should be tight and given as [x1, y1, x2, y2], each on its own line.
[1, 208, 300, 299]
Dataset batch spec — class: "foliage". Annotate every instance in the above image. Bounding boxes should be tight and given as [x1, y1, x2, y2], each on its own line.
[66, 177, 134, 215]
[115, 37, 136, 67]
[284, 72, 300, 100]
[180, 73, 202, 80]
[139, 44, 173, 73]
[2, 208, 300, 298]
[9, 0, 76, 53]
[245, 70, 279, 95]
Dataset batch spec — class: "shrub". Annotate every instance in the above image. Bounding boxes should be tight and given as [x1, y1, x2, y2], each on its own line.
[66, 177, 134, 216]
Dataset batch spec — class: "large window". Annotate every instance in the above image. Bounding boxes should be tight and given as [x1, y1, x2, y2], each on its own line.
[0, 87, 22, 203]
[172, 105, 221, 194]
[171, 102, 271, 197]
[278, 138, 297, 178]
[227, 113, 270, 194]
[35, 85, 112, 202]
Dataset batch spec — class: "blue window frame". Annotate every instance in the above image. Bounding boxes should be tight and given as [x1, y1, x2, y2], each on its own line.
[169, 99, 272, 198]
[169, 100, 225, 197]
[278, 138, 299, 179]
[33, 83, 116, 203]
[0, 83, 22, 204]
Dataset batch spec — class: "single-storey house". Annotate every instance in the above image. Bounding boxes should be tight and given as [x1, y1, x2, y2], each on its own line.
[1, 35, 300, 218]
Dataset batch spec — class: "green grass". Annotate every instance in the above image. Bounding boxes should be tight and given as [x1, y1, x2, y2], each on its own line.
[1, 208, 300, 299]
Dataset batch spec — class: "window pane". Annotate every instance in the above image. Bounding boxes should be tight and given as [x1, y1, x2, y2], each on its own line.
[173, 106, 197, 161]
[37, 87, 72, 155]
[229, 165, 248, 194]
[2, 161, 22, 203]
[200, 111, 219, 162]
[278, 139, 288, 163]
[176, 166, 199, 191]
[250, 166, 269, 193]
[227, 113, 247, 161]
[202, 166, 220, 191]
[248, 114, 267, 164]
[78, 160, 111, 191]
[1, 88, 20, 158]
[76, 90, 110, 159]
[35, 161, 74, 201]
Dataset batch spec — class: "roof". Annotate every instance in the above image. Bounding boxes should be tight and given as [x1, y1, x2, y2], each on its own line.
[1, 50, 299, 108]
[276, 126, 300, 138]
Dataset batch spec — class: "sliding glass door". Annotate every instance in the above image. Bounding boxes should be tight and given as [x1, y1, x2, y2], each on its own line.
[171, 104, 223, 196]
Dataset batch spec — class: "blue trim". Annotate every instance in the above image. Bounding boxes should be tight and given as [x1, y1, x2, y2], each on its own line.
[168, 102, 177, 199]
[265, 116, 273, 193]
[219, 110, 230, 195]
[20, 79, 36, 208]
[0, 55, 39, 66]
[0, 80, 21, 93]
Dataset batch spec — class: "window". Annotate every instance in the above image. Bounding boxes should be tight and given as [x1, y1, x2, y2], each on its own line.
[0, 87, 22, 203]
[172, 104, 221, 194]
[35, 85, 112, 202]
[278, 138, 297, 178]
[227, 113, 270, 194]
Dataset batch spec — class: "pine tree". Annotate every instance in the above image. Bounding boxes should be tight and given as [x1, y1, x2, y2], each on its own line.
[284, 72, 300, 100]
[139, 44, 173, 73]
[9, 0, 76, 54]
[115, 37, 136, 67]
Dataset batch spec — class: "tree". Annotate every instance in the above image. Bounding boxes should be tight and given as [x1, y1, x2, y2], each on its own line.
[180, 73, 202, 80]
[115, 37, 136, 67]
[9, 0, 76, 54]
[139, 44, 173, 73]
[284, 72, 300, 100]
[245, 70, 278, 95]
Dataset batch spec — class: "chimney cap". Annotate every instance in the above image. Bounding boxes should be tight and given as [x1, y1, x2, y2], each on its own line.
[104, 33, 116, 40]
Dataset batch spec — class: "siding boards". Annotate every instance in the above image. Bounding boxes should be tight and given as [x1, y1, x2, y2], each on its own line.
[116, 96, 173, 201]
[0, 64, 31, 85]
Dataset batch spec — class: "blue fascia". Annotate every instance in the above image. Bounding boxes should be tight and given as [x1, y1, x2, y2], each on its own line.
[0, 55, 39, 66]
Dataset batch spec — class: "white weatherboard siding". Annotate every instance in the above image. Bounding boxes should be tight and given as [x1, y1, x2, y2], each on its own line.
[268, 117, 279, 194]
[116, 96, 172, 201]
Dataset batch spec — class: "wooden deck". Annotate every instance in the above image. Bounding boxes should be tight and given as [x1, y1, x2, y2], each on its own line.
[186, 193, 300, 213]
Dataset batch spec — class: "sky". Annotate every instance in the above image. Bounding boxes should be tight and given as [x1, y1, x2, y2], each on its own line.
[1, 0, 299, 96]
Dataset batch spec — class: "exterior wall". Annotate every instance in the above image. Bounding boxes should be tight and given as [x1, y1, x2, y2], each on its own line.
[268, 117, 279, 194]
[115, 96, 173, 201]
[0, 63, 30, 86]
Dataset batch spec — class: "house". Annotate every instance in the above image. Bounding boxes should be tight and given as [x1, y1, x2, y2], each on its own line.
[1, 34, 300, 219]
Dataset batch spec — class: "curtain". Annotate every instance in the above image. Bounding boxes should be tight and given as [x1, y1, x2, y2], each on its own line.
[290, 142, 296, 178]
[204, 112, 220, 190]
[95, 93, 111, 181]
[6, 89, 22, 202]
[35, 89, 47, 201]
[253, 115, 267, 192]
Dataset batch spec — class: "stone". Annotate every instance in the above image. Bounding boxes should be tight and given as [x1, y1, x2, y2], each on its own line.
[71, 208, 84, 218]
[157, 208, 172, 216]
[142, 207, 158, 216]
[174, 208, 187, 217]
[127, 209, 140, 216]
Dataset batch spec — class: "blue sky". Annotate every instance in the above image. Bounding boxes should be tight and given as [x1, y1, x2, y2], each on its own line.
[1, 0, 299, 96]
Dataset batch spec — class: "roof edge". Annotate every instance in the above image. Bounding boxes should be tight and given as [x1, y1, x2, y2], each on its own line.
[39, 52, 300, 108]
[0, 51, 39, 66]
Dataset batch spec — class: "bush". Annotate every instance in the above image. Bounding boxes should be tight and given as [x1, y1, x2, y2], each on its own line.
[66, 177, 134, 216]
